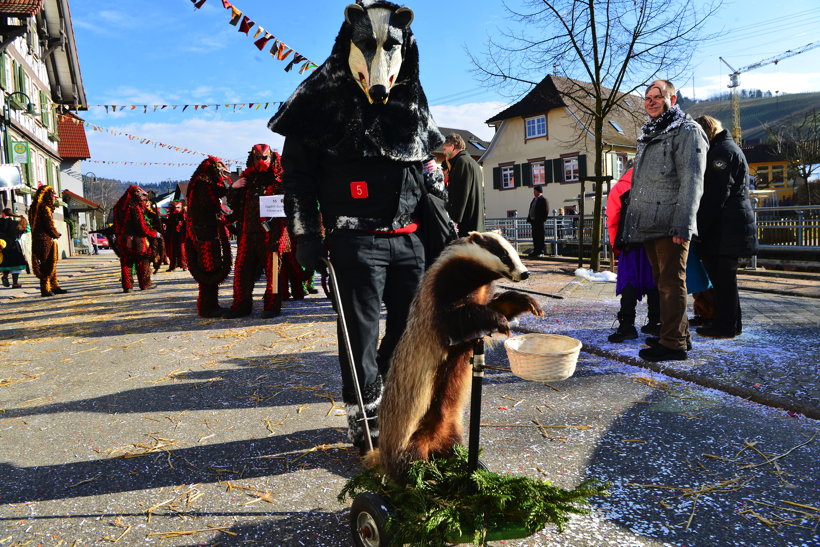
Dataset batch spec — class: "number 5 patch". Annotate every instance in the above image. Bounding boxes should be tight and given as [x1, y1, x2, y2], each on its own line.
[350, 181, 369, 199]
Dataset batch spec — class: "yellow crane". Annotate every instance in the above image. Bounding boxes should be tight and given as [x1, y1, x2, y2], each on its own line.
[719, 41, 820, 145]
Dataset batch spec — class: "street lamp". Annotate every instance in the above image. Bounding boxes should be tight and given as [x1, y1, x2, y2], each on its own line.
[82, 171, 97, 183]
[2, 91, 37, 128]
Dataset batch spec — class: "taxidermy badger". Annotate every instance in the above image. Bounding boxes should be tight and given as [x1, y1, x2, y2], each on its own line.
[367, 232, 544, 483]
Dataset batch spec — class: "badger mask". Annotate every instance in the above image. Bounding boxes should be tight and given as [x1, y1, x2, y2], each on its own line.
[345, 3, 412, 104]
[268, 1, 442, 161]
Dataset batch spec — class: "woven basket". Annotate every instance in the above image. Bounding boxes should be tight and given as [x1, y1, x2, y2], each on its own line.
[504, 333, 582, 382]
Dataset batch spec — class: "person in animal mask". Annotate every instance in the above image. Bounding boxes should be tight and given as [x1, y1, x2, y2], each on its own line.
[224, 144, 290, 319]
[112, 186, 161, 293]
[29, 185, 67, 297]
[268, 1, 443, 454]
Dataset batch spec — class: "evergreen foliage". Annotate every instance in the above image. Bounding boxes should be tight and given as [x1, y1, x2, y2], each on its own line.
[339, 445, 608, 545]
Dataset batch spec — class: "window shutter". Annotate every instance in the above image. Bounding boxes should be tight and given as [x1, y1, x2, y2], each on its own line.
[17, 64, 26, 94]
[12, 60, 19, 91]
[521, 163, 532, 187]
[513, 163, 522, 188]
[492, 167, 501, 189]
[578, 154, 587, 180]
[544, 161, 553, 183]
[552, 159, 564, 183]
[0, 54, 6, 90]
[40, 90, 49, 127]
[46, 158, 54, 187]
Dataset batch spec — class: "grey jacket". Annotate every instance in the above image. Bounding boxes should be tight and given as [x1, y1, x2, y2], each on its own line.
[622, 115, 708, 243]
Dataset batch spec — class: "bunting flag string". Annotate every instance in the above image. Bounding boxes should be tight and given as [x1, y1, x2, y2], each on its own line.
[55, 101, 283, 113]
[56, 113, 242, 165]
[87, 160, 213, 167]
[190, 0, 319, 74]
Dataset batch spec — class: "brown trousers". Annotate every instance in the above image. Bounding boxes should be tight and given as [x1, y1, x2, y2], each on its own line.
[644, 237, 691, 351]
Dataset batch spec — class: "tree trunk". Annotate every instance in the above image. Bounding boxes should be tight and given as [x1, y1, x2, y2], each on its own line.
[590, 118, 605, 271]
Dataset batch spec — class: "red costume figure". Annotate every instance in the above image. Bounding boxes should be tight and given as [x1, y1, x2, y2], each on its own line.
[165, 201, 188, 271]
[113, 186, 160, 293]
[224, 144, 290, 319]
[29, 185, 67, 297]
[185, 157, 233, 317]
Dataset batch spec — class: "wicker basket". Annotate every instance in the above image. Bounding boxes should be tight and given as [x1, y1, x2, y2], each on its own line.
[504, 333, 582, 382]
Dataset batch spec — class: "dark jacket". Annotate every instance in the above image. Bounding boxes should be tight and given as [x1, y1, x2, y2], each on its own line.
[446, 150, 484, 236]
[527, 194, 548, 224]
[696, 130, 758, 257]
[282, 139, 424, 237]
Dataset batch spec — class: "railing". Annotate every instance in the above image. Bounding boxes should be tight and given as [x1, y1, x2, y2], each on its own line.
[488, 204, 820, 264]
[486, 215, 608, 260]
[752, 205, 820, 252]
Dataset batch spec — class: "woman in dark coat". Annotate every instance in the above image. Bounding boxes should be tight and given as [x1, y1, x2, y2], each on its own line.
[694, 116, 758, 338]
[0, 208, 29, 288]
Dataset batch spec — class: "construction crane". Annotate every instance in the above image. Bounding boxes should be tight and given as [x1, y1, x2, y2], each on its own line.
[719, 41, 820, 144]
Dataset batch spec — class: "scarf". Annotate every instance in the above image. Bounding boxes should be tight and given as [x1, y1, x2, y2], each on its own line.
[638, 104, 686, 142]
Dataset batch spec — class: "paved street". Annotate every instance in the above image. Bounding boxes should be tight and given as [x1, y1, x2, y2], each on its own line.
[0, 253, 818, 546]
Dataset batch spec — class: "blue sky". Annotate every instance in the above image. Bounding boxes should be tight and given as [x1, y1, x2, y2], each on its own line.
[68, 0, 820, 184]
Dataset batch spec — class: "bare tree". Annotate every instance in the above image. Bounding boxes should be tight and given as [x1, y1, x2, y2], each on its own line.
[83, 176, 124, 226]
[766, 109, 820, 205]
[473, 0, 721, 270]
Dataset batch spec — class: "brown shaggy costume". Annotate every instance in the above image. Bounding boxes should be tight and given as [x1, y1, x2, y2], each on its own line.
[28, 185, 65, 296]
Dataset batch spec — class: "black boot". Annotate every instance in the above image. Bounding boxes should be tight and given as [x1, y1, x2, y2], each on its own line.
[608, 312, 638, 343]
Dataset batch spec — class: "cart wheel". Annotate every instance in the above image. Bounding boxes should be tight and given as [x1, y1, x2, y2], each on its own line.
[350, 492, 392, 547]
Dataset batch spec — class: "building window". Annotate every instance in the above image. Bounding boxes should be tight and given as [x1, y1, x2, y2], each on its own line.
[771, 165, 785, 187]
[531, 161, 545, 186]
[609, 120, 624, 134]
[469, 140, 487, 151]
[754, 166, 770, 188]
[506, 210, 518, 218]
[564, 157, 579, 182]
[501, 165, 515, 189]
[525, 115, 547, 139]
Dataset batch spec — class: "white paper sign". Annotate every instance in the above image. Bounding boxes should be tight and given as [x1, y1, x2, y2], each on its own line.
[259, 195, 285, 218]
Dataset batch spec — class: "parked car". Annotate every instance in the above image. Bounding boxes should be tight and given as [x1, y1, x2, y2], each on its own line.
[91, 233, 109, 249]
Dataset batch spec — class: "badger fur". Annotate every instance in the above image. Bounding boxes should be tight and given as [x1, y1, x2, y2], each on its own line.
[368, 232, 544, 482]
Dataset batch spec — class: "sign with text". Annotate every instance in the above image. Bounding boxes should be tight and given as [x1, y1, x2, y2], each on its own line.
[259, 195, 285, 218]
[10, 141, 29, 164]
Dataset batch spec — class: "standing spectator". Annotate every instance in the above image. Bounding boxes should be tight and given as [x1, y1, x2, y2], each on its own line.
[605, 167, 660, 342]
[113, 186, 160, 293]
[443, 133, 484, 237]
[526, 186, 548, 258]
[0, 208, 29, 288]
[185, 157, 233, 317]
[29, 185, 67, 297]
[165, 201, 188, 271]
[225, 144, 289, 319]
[693, 115, 757, 338]
[621, 79, 708, 361]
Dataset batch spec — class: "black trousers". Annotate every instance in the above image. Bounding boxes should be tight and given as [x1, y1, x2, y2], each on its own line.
[618, 284, 660, 325]
[700, 254, 742, 334]
[326, 231, 425, 405]
[530, 221, 545, 254]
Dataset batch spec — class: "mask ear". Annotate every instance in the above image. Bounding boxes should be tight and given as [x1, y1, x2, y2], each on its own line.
[345, 3, 365, 25]
[392, 7, 413, 28]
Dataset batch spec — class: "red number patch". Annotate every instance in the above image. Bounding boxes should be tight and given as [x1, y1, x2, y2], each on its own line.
[350, 181, 369, 199]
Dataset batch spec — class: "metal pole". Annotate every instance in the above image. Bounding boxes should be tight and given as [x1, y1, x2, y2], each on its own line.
[750, 198, 759, 270]
[467, 338, 485, 474]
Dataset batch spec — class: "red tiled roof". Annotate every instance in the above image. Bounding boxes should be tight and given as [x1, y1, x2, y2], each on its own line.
[62, 189, 100, 210]
[0, 0, 43, 16]
[57, 111, 91, 160]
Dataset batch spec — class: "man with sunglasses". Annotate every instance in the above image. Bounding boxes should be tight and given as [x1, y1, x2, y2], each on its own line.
[621, 80, 708, 362]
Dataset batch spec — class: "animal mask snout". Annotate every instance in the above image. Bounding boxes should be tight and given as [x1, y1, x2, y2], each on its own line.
[519, 271, 529, 281]
[369, 85, 388, 103]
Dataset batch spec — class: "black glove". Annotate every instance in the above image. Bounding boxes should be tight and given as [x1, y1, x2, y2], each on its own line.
[295, 235, 327, 274]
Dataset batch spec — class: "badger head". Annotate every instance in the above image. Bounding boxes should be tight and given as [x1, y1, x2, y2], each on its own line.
[464, 231, 530, 282]
[344, 3, 413, 105]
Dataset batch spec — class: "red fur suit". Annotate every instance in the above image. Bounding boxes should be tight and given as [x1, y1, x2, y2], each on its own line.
[185, 157, 233, 317]
[113, 186, 160, 292]
[225, 144, 292, 318]
[164, 201, 188, 271]
[28, 185, 66, 297]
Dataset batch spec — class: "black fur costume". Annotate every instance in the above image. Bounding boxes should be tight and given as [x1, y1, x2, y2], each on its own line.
[269, 1, 443, 452]
[185, 157, 233, 317]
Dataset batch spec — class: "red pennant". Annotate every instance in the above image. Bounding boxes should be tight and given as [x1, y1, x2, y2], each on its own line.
[239, 16, 254, 35]
[254, 33, 273, 50]
[222, 0, 231, 7]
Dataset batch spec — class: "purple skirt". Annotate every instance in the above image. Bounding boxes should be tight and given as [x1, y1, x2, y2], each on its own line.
[616, 247, 656, 298]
